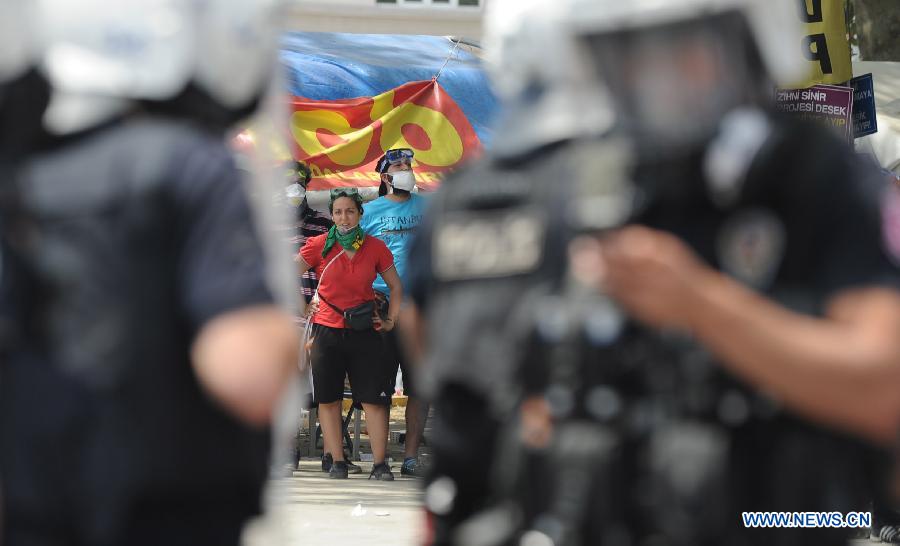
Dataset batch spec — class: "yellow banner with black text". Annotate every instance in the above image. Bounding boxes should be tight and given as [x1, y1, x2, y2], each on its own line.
[795, 0, 852, 87]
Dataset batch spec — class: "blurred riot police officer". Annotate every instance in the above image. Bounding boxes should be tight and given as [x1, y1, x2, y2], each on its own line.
[406, 1, 900, 545]
[0, 1, 298, 545]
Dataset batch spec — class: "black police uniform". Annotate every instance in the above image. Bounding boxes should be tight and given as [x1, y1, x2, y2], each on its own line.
[0, 117, 274, 546]
[405, 141, 575, 544]
[407, 117, 897, 546]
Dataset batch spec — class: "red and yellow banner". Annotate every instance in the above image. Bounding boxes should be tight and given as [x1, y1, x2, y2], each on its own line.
[289, 80, 482, 191]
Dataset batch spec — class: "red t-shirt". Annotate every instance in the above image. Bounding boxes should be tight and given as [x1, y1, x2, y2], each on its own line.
[300, 233, 394, 329]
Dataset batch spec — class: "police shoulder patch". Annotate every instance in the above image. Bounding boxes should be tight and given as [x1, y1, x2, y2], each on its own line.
[433, 207, 546, 281]
[716, 208, 786, 290]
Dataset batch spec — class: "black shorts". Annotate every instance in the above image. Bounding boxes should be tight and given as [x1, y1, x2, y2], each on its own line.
[381, 328, 416, 398]
[310, 324, 392, 406]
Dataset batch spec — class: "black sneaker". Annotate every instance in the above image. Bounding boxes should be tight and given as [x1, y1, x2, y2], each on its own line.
[368, 462, 394, 481]
[400, 457, 427, 477]
[328, 460, 349, 479]
[322, 453, 362, 474]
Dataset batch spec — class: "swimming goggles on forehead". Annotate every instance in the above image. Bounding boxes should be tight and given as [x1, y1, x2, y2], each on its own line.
[384, 148, 414, 164]
[329, 188, 361, 200]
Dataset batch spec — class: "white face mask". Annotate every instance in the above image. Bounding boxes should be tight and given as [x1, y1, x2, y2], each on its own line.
[389, 170, 416, 192]
[337, 225, 355, 235]
[285, 183, 306, 207]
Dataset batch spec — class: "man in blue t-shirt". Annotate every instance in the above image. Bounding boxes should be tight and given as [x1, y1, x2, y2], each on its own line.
[360, 148, 430, 477]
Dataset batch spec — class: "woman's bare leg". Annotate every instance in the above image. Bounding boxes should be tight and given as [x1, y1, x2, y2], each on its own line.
[362, 403, 388, 463]
[319, 401, 344, 461]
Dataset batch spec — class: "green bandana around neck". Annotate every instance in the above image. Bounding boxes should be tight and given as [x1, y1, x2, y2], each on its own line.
[322, 225, 365, 258]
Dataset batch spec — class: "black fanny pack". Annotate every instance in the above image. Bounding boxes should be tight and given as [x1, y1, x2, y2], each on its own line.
[320, 294, 375, 331]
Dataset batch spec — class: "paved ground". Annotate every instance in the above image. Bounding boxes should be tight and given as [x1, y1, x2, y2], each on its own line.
[243, 459, 426, 546]
[244, 462, 881, 546]
[243, 405, 428, 546]
[242, 408, 880, 546]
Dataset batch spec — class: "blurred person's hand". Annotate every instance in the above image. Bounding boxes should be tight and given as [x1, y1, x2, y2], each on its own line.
[192, 305, 299, 427]
[520, 396, 553, 449]
[570, 226, 714, 331]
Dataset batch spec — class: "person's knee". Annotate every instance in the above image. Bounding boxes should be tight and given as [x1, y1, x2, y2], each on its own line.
[319, 401, 341, 412]
[361, 403, 386, 415]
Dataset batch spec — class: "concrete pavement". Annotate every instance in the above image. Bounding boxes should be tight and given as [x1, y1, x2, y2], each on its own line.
[243, 459, 426, 546]
[242, 463, 880, 546]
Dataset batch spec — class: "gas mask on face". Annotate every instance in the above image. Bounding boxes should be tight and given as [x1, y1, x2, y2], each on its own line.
[284, 183, 308, 221]
[388, 170, 416, 192]
[285, 183, 305, 207]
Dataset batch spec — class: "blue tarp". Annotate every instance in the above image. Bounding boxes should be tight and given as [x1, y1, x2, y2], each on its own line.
[279, 32, 498, 147]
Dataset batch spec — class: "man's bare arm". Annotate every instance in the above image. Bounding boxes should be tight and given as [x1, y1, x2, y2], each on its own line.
[191, 305, 299, 427]
[296, 255, 312, 276]
[592, 226, 900, 445]
[691, 277, 900, 444]
[381, 266, 403, 324]
[399, 303, 427, 369]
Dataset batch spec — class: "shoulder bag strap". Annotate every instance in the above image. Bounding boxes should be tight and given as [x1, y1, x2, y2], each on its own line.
[311, 249, 345, 309]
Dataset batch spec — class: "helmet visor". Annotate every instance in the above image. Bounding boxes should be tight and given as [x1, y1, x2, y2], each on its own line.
[582, 10, 758, 150]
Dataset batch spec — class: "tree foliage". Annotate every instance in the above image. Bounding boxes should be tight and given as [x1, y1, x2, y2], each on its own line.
[849, 0, 900, 61]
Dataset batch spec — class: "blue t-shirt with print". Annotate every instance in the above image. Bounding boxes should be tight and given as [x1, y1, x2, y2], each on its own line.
[359, 193, 428, 296]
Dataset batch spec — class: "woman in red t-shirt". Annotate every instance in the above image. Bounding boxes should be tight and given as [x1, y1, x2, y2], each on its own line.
[297, 190, 402, 481]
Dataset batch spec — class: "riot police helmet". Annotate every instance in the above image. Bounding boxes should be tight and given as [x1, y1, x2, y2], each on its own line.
[0, 0, 47, 154]
[33, 0, 286, 134]
[0, 0, 36, 85]
[483, 0, 615, 157]
[34, 0, 194, 133]
[485, 0, 806, 155]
